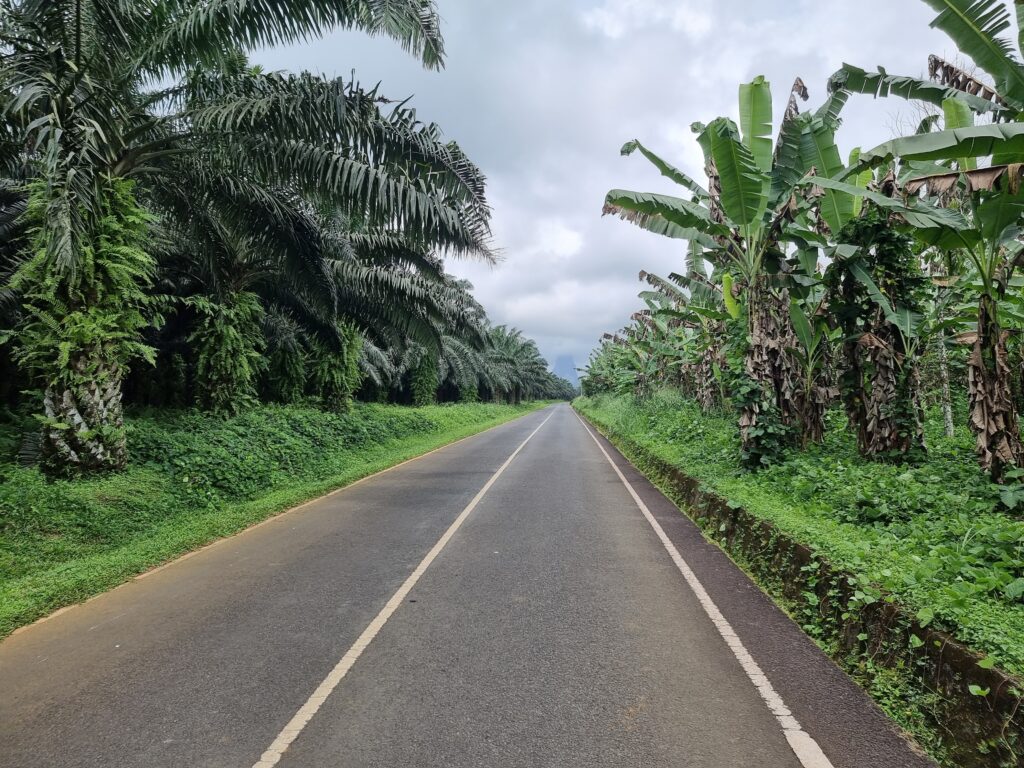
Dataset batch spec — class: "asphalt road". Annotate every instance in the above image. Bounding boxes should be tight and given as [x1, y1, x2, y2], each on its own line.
[0, 403, 934, 768]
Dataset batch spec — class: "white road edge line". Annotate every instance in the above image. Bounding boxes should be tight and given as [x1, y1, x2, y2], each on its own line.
[10, 407, 548, 638]
[252, 410, 555, 768]
[572, 409, 834, 768]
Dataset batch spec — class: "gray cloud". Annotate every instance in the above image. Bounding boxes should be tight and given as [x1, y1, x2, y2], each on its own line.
[256, 0, 963, 371]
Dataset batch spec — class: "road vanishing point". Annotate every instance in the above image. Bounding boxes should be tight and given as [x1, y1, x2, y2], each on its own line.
[1, 404, 935, 768]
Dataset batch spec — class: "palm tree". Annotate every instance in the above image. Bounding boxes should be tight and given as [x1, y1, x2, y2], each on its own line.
[0, 0, 495, 471]
[484, 326, 558, 404]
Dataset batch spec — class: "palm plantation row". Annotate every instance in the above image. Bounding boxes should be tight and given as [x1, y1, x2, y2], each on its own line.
[0, 0, 572, 475]
[585, 0, 1024, 483]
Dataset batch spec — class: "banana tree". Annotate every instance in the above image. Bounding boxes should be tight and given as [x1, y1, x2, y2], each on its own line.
[785, 248, 840, 447]
[830, 105, 1023, 475]
[819, 0, 1024, 478]
[603, 76, 950, 463]
[638, 250, 731, 409]
[829, 0, 1024, 124]
[820, 207, 932, 459]
[906, 164, 1024, 479]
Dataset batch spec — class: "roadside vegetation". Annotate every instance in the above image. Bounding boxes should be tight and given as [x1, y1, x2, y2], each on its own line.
[576, 391, 1023, 670]
[0, 2, 573, 632]
[583, 0, 1024, 762]
[0, 0, 573, 475]
[0, 401, 544, 637]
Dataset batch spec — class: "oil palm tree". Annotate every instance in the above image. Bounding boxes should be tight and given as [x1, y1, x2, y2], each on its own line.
[0, 0, 495, 471]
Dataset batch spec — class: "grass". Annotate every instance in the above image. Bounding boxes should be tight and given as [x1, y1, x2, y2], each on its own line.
[0, 400, 546, 638]
[574, 390, 1024, 678]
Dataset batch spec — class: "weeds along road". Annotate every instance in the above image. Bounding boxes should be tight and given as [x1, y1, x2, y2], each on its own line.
[0, 404, 933, 768]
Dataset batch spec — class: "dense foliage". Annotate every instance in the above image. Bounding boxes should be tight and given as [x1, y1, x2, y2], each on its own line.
[579, 390, 1024, 672]
[587, 0, 1024, 486]
[0, 0, 573, 474]
[582, 4, 1024, 758]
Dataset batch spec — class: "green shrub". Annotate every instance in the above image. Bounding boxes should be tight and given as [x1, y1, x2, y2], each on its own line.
[0, 400, 542, 635]
[411, 352, 438, 406]
[575, 390, 1024, 674]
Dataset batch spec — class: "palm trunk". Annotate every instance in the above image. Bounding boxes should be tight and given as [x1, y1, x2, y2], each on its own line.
[969, 294, 1022, 480]
[840, 338, 869, 453]
[860, 330, 924, 456]
[797, 375, 831, 447]
[41, 356, 127, 473]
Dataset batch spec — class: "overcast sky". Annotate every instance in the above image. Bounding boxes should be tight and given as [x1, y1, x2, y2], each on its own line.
[256, 0, 968, 373]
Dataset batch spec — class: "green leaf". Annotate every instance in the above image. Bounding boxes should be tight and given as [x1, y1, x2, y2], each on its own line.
[722, 272, 741, 320]
[847, 147, 874, 218]
[827, 62, 1006, 116]
[771, 110, 809, 206]
[922, 0, 1024, 108]
[1005, 577, 1024, 599]
[789, 301, 815, 352]
[620, 139, 709, 199]
[916, 606, 935, 627]
[978, 656, 997, 670]
[975, 191, 1024, 242]
[889, 306, 924, 342]
[703, 118, 769, 238]
[849, 262, 895, 317]
[968, 684, 991, 697]
[738, 76, 773, 173]
[688, 305, 731, 322]
[603, 190, 729, 242]
[942, 97, 977, 170]
[909, 634, 924, 649]
[808, 175, 971, 232]
[800, 120, 854, 233]
[858, 122, 1024, 167]
[145, 0, 447, 74]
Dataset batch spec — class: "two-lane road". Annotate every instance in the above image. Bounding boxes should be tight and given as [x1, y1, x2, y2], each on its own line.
[0, 404, 933, 767]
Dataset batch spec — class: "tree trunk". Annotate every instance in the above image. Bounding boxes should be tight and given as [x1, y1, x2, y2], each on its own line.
[797, 376, 832, 447]
[739, 277, 798, 462]
[840, 337, 870, 453]
[937, 334, 955, 438]
[41, 357, 127, 473]
[695, 345, 716, 411]
[860, 330, 925, 456]
[969, 294, 1022, 481]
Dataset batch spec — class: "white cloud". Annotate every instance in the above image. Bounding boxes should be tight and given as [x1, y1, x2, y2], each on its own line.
[254, 0, 998, 370]
[582, 0, 713, 41]
[528, 220, 584, 260]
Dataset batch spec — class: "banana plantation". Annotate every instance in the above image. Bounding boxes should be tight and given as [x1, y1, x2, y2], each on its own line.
[0, 0, 573, 476]
[586, 1, 1024, 479]
[573, 5, 1024, 759]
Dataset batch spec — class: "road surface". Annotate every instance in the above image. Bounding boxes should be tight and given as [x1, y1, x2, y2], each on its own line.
[0, 404, 933, 767]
